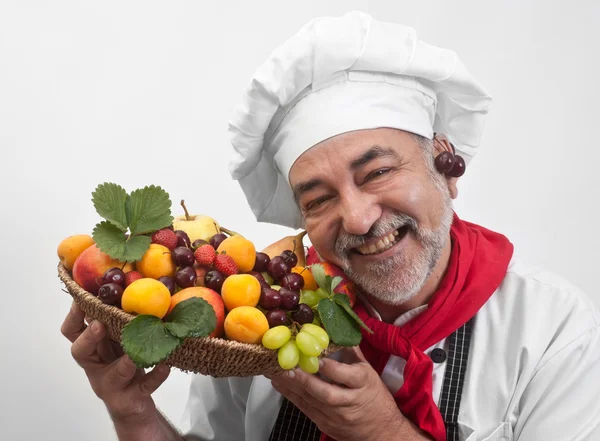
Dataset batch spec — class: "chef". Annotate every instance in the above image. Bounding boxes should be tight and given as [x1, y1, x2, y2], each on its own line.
[61, 11, 600, 441]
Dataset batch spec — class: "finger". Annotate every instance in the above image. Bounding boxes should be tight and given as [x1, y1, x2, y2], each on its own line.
[96, 338, 120, 364]
[61, 301, 87, 343]
[274, 368, 354, 408]
[138, 363, 171, 396]
[70, 320, 105, 368]
[318, 355, 370, 389]
[103, 355, 139, 390]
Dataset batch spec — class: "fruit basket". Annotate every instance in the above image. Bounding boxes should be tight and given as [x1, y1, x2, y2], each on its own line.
[57, 183, 368, 378]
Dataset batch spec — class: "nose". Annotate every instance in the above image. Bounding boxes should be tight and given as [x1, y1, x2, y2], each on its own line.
[339, 189, 381, 236]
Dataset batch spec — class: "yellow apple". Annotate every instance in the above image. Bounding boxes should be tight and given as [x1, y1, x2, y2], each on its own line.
[173, 214, 220, 242]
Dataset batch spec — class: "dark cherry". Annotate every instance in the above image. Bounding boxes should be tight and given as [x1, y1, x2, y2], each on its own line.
[158, 276, 176, 295]
[266, 309, 290, 328]
[98, 283, 123, 306]
[248, 271, 265, 284]
[279, 287, 300, 311]
[191, 239, 208, 250]
[435, 151, 456, 174]
[280, 273, 304, 291]
[209, 233, 228, 249]
[259, 286, 281, 310]
[204, 270, 225, 293]
[291, 304, 314, 325]
[267, 256, 289, 280]
[102, 267, 126, 287]
[447, 155, 466, 178]
[175, 266, 197, 288]
[280, 250, 298, 269]
[175, 230, 191, 248]
[252, 252, 271, 272]
[172, 246, 195, 267]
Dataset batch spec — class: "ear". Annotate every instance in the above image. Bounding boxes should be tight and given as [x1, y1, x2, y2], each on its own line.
[433, 134, 460, 199]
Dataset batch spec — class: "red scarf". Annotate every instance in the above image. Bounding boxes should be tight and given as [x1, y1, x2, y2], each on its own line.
[308, 214, 513, 441]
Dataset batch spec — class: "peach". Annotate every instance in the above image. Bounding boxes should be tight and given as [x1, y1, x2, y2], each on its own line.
[72, 245, 134, 295]
[136, 244, 176, 279]
[318, 262, 357, 307]
[57, 234, 95, 271]
[193, 263, 210, 287]
[168, 287, 225, 338]
[224, 306, 269, 344]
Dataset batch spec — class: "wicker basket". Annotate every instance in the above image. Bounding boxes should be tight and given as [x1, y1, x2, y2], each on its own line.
[58, 262, 340, 377]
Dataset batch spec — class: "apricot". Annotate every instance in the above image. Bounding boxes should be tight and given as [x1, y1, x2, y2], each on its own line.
[121, 278, 171, 318]
[216, 236, 256, 273]
[221, 274, 261, 311]
[136, 244, 176, 279]
[224, 306, 269, 344]
[167, 287, 225, 337]
[291, 266, 318, 291]
[57, 234, 95, 271]
[72, 245, 134, 295]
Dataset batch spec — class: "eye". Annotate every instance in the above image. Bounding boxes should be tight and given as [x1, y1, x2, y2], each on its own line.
[305, 196, 331, 211]
[364, 168, 392, 182]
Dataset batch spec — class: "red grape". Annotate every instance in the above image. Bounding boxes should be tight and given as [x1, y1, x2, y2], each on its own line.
[266, 309, 290, 328]
[102, 267, 125, 287]
[253, 252, 271, 272]
[267, 256, 289, 280]
[175, 266, 197, 288]
[291, 304, 314, 325]
[280, 273, 304, 291]
[279, 287, 300, 310]
[209, 233, 227, 249]
[280, 250, 298, 269]
[259, 286, 282, 310]
[204, 270, 225, 293]
[191, 239, 208, 250]
[158, 276, 176, 295]
[175, 230, 191, 248]
[172, 247, 195, 267]
[98, 283, 123, 306]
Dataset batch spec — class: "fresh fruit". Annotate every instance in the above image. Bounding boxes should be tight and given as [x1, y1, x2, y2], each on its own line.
[98, 283, 124, 306]
[214, 253, 238, 276]
[267, 256, 289, 280]
[298, 353, 320, 374]
[221, 274, 261, 310]
[167, 286, 225, 337]
[291, 304, 314, 324]
[291, 266, 318, 291]
[158, 276, 176, 294]
[259, 286, 281, 310]
[300, 290, 320, 307]
[262, 230, 307, 267]
[301, 323, 330, 350]
[72, 245, 134, 295]
[253, 252, 270, 272]
[57, 234, 95, 271]
[316, 262, 357, 307]
[204, 270, 225, 293]
[175, 266, 197, 289]
[261, 325, 292, 350]
[136, 243, 176, 280]
[209, 233, 227, 249]
[224, 306, 269, 344]
[262, 272, 274, 285]
[193, 264, 209, 287]
[248, 271, 265, 284]
[175, 230, 191, 248]
[280, 250, 298, 270]
[280, 273, 304, 291]
[102, 267, 126, 287]
[216, 236, 256, 273]
[277, 340, 300, 369]
[279, 287, 300, 310]
[266, 309, 290, 328]
[124, 270, 143, 287]
[151, 228, 178, 251]
[121, 278, 171, 319]
[172, 200, 220, 243]
[194, 244, 216, 266]
[172, 246, 195, 267]
[296, 331, 323, 357]
[191, 239, 208, 250]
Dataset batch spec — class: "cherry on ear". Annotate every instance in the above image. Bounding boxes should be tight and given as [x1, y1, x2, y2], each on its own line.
[447, 155, 466, 178]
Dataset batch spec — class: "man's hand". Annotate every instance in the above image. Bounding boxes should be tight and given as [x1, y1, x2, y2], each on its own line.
[269, 346, 431, 441]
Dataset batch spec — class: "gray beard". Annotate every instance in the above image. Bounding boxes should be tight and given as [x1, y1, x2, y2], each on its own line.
[334, 196, 454, 306]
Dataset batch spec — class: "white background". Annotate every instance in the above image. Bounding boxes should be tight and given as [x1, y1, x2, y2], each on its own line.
[1, 1, 599, 440]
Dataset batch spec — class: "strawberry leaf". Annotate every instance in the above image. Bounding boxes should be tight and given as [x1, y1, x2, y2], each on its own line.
[317, 298, 361, 347]
[121, 315, 182, 368]
[92, 183, 128, 232]
[310, 264, 328, 291]
[333, 294, 372, 334]
[121, 235, 152, 262]
[92, 221, 127, 260]
[126, 185, 174, 236]
[330, 276, 343, 292]
[164, 297, 216, 339]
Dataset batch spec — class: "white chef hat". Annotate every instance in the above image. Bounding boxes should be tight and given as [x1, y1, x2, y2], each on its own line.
[228, 11, 491, 229]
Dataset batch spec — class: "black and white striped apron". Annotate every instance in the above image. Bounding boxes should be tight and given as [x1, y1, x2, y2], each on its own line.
[268, 318, 474, 441]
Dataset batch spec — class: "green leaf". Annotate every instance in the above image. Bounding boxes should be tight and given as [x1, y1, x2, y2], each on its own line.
[330, 276, 343, 292]
[121, 235, 152, 262]
[310, 264, 328, 291]
[164, 297, 217, 339]
[92, 221, 127, 260]
[121, 315, 182, 368]
[317, 298, 362, 347]
[92, 183, 128, 231]
[126, 185, 174, 235]
[333, 294, 373, 334]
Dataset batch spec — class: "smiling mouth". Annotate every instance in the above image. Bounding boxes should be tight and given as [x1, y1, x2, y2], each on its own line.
[353, 225, 410, 255]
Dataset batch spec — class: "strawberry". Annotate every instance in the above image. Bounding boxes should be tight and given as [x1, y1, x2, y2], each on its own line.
[124, 271, 143, 287]
[214, 253, 238, 276]
[194, 244, 216, 266]
[151, 228, 178, 250]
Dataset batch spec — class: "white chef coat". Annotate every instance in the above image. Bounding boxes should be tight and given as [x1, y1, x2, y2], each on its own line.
[181, 257, 600, 441]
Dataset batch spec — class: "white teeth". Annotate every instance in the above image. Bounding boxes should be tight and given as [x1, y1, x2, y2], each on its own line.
[387, 233, 395, 242]
[393, 230, 399, 236]
[375, 240, 385, 249]
[383, 237, 390, 246]
[368, 243, 377, 254]
[357, 229, 401, 255]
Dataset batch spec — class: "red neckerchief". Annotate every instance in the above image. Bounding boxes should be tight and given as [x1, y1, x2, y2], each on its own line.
[308, 214, 513, 441]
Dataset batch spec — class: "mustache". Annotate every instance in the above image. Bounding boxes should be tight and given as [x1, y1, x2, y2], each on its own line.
[334, 213, 418, 255]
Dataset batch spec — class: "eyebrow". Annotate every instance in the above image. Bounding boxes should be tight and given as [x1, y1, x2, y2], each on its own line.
[293, 178, 324, 203]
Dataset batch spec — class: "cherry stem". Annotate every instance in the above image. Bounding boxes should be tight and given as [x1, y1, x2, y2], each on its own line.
[181, 200, 191, 221]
